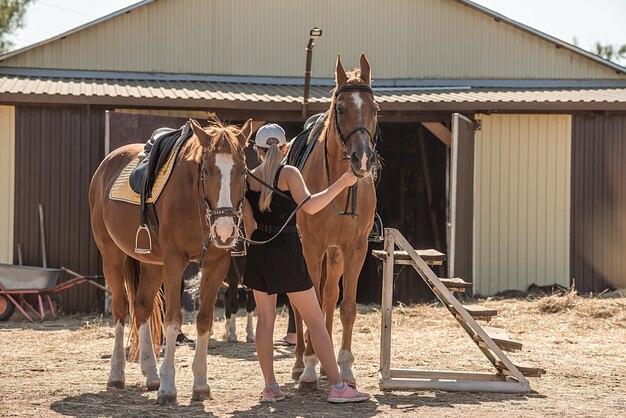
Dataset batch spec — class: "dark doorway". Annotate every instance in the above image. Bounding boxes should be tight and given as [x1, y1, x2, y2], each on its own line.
[357, 122, 448, 304]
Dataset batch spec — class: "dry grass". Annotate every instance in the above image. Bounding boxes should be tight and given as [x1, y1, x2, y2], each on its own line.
[1, 295, 625, 417]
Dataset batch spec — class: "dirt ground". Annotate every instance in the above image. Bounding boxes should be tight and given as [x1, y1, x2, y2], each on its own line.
[1, 291, 625, 418]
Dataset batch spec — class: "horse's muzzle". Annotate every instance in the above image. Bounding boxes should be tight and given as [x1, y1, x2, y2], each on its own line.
[211, 221, 239, 249]
[350, 150, 374, 178]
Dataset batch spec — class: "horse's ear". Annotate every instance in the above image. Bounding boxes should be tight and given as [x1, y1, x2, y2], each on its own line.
[238, 118, 253, 148]
[190, 118, 210, 147]
[335, 54, 348, 86]
[360, 53, 371, 85]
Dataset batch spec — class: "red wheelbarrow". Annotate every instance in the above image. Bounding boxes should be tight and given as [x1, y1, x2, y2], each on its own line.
[0, 264, 107, 322]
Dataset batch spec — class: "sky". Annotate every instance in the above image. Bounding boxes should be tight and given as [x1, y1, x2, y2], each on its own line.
[6, 0, 626, 61]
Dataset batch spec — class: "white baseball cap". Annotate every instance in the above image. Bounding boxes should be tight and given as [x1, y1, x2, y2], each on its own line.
[254, 123, 287, 148]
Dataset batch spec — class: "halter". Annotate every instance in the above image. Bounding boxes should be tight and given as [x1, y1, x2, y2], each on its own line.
[196, 149, 245, 267]
[325, 83, 381, 217]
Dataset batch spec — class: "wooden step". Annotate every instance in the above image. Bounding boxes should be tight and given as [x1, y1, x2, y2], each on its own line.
[452, 304, 497, 321]
[371, 249, 445, 266]
[473, 326, 523, 352]
[495, 360, 546, 377]
[439, 278, 472, 292]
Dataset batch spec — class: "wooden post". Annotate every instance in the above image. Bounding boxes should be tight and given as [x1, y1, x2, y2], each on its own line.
[379, 230, 395, 382]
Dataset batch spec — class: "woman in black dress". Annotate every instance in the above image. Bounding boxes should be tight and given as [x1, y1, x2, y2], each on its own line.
[243, 123, 370, 404]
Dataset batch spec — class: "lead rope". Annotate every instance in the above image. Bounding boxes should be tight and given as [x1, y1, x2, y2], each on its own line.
[242, 169, 311, 246]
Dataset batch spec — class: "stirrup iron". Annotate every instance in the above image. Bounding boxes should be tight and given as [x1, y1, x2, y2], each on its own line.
[134, 224, 152, 254]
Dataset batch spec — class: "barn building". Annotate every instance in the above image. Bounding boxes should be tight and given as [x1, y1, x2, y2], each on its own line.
[1, 0, 625, 311]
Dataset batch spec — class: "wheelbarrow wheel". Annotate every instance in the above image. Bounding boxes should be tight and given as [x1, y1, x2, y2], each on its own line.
[0, 294, 15, 321]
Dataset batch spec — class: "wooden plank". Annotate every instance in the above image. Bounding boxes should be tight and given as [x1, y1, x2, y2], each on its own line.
[379, 234, 395, 380]
[422, 122, 451, 148]
[495, 360, 546, 377]
[371, 249, 446, 266]
[474, 326, 523, 352]
[389, 368, 505, 381]
[380, 377, 530, 393]
[440, 277, 472, 292]
[452, 304, 497, 321]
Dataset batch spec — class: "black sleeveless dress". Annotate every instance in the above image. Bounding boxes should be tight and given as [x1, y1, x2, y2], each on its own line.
[243, 165, 313, 295]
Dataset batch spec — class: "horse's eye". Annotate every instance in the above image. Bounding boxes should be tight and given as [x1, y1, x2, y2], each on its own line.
[337, 106, 345, 116]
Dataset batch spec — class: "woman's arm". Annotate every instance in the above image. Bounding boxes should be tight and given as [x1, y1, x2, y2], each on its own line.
[282, 166, 359, 215]
[242, 198, 256, 238]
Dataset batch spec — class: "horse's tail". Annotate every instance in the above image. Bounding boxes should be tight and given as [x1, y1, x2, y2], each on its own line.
[124, 256, 164, 361]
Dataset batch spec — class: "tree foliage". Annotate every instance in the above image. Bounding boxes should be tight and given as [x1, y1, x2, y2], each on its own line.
[0, 0, 34, 54]
[593, 41, 626, 65]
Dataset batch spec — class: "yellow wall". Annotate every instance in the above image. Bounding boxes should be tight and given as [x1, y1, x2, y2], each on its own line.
[473, 114, 571, 296]
[0, 106, 15, 264]
[0, 0, 621, 80]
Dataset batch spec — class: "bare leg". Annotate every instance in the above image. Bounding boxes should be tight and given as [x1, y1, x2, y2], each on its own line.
[288, 288, 341, 386]
[253, 290, 278, 386]
[296, 242, 325, 381]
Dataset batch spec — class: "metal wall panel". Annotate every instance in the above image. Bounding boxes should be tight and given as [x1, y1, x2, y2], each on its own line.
[14, 107, 105, 312]
[0, 0, 621, 80]
[571, 114, 626, 293]
[473, 114, 571, 296]
[0, 106, 15, 263]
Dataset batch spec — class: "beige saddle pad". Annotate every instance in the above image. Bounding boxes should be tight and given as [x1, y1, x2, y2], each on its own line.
[109, 152, 177, 205]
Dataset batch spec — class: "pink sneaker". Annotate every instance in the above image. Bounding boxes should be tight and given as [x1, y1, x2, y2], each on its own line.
[327, 383, 370, 404]
[260, 385, 285, 403]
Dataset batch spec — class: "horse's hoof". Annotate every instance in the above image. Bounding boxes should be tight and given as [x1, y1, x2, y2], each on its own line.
[192, 387, 212, 401]
[297, 380, 319, 391]
[246, 336, 255, 343]
[319, 367, 327, 377]
[106, 380, 125, 389]
[291, 368, 304, 381]
[146, 380, 160, 391]
[156, 393, 177, 405]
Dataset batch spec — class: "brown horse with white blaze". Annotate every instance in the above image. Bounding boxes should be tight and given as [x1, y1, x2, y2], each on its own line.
[89, 118, 252, 405]
[295, 54, 378, 387]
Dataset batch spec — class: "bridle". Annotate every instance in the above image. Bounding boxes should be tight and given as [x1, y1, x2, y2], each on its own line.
[196, 148, 244, 266]
[331, 83, 380, 157]
[325, 83, 381, 218]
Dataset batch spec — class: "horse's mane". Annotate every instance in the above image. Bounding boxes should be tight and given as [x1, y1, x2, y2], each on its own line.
[203, 119, 242, 153]
[184, 118, 243, 161]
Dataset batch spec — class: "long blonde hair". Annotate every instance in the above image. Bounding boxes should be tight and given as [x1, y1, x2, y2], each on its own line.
[257, 143, 284, 212]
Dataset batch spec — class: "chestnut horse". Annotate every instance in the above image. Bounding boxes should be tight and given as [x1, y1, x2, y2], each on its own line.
[89, 118, 252, 405]
[295, 54, 378, 387]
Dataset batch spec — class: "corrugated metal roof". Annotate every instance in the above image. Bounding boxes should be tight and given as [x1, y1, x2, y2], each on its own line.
[2, 74, 626, 111]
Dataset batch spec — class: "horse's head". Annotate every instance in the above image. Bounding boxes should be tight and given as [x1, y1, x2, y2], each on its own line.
[190, 118, 253, 249]
[332, 53, 379, 177]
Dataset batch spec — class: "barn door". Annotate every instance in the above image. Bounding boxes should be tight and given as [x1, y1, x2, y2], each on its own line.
[448, 113, 475, 282]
